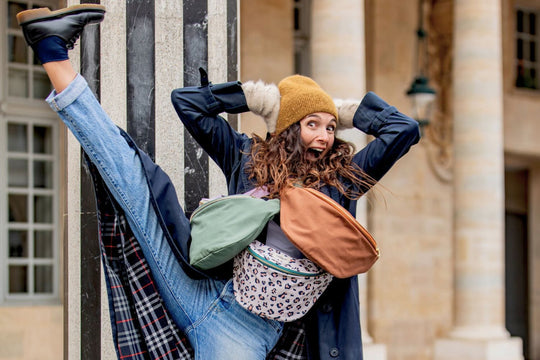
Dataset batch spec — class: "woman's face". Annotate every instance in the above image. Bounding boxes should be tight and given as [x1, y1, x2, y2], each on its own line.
[299, 112, 337, 161]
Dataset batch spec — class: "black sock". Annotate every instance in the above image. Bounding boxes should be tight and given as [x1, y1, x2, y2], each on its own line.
[32, 36, 68, 64]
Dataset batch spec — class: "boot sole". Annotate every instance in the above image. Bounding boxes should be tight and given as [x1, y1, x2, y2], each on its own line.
[17, 4, 105, 26]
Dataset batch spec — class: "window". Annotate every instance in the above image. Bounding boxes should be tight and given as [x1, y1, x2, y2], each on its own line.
[2, 0, 60, 303]
[294, 0, 311, 76]
[2, 120, 59, 301]
[6, 1, 52, 99]
[516, 8, 539, 89]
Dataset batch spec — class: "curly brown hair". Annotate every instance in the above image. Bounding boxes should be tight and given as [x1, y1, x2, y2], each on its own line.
[246, 123, 376, 199]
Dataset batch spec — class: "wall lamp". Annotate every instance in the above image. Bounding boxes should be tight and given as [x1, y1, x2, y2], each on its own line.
[406, 0, 436, 128]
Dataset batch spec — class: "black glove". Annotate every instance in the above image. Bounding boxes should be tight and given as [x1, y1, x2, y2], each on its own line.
[199, 68, 249, 114]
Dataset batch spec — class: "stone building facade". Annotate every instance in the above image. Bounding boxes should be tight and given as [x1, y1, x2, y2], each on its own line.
[0, 0, 537, 359]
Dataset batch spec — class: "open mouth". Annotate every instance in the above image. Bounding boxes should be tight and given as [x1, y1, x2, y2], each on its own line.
[306, 148, 324, 160]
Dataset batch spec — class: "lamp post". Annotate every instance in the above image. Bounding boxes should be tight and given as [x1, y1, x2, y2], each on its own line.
[406, 0, 436, 129]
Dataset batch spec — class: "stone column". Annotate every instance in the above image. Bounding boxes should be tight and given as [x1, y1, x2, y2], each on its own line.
[311, 1, 386, 358]
[99, 2, 127, 357]
[65, 0, 237, 358]
[434, 1, 523, 358]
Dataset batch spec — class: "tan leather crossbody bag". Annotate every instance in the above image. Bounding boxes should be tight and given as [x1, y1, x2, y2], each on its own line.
[280, 186, 380, 278]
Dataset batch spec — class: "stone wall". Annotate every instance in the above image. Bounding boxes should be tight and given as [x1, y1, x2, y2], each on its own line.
[503, 0, 540, 157]
[0, 306, 62, 360]
[366, 1, 454, 359]
[239, 0, 294, 136]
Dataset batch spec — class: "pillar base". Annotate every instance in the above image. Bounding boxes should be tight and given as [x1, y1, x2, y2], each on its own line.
[434, 336, 523, 360]
[363, 343, 387, 360]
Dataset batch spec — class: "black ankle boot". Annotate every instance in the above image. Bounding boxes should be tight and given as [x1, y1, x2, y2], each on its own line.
[17, 4, 105, 50]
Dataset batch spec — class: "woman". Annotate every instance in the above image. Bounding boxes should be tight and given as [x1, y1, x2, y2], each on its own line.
[17, 5, 420, 360]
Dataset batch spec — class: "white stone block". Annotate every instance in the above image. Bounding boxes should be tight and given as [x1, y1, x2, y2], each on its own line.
[434, 337, 523, 360]
[363, 343, 387, 360]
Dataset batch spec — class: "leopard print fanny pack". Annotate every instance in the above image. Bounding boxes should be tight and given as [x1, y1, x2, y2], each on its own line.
[232, 240, 333, 322]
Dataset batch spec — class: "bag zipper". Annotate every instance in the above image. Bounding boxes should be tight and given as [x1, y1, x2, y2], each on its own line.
[247, 246, 324, 277]
[189, 194, 254, 221]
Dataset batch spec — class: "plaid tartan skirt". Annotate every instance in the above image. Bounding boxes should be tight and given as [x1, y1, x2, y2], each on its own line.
[88, 158, 308, 360]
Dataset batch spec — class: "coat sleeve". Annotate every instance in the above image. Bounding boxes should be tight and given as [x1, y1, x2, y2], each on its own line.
[170, 80, 251, 180]
[351, 91, 420, 182]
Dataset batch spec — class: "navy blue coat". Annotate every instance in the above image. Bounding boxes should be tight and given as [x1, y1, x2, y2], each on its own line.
[161, 79, 420, 359]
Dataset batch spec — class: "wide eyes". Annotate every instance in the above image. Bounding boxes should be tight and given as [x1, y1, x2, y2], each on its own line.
[305, 120, 336, 133]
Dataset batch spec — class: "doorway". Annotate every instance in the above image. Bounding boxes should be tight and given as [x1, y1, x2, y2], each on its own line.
[505, 169, 529, 359]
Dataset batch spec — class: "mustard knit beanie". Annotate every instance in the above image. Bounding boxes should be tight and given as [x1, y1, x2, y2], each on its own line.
[275, 75, 338, 135]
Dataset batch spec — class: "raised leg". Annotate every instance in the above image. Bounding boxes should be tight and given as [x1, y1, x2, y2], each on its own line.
[17, 6, 284, 358]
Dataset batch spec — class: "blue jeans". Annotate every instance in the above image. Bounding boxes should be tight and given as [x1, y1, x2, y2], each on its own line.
[47, 74, 283, 360]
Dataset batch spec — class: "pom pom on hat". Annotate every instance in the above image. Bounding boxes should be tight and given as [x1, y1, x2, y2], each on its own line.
[333, 99, 360, 129]
[241, 80, 280, 133]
